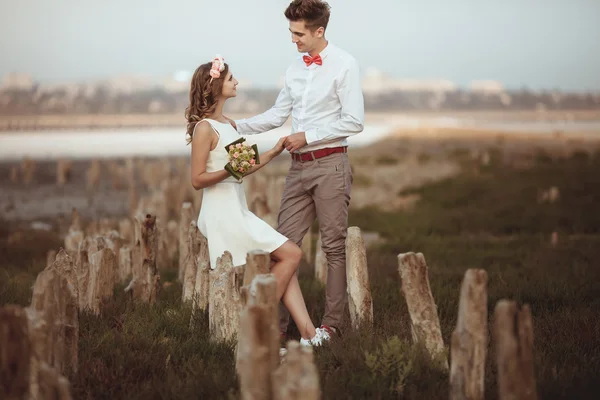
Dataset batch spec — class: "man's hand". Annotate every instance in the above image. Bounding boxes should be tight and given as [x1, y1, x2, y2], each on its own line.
[284, 132, 307, 153]
[223, 115, 237, 131]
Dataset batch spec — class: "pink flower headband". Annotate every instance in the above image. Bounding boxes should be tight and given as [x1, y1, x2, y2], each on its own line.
[209, 54, 225, 82]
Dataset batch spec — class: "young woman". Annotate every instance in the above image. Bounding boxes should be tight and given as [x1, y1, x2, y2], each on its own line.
[185, 55, 328, 346]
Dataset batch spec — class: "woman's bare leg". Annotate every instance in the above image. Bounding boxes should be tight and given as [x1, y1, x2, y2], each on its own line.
[281, 273, 316, 339]
[270, 241, 303, 300]
[271, 240, 316, 339]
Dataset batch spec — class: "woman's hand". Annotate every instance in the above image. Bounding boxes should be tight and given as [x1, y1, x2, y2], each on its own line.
[272, 136, 287, 156]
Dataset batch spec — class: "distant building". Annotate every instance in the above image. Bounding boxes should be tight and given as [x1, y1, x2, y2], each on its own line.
[469, 80, 505, 94]
[1, 72, 35, 91]
[361, 67, 456, 94]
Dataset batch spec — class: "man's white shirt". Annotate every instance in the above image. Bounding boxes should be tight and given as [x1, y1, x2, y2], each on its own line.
[234, 43, 365, 153]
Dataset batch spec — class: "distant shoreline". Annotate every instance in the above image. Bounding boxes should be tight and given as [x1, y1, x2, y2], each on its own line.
[1, 110, 600, 132]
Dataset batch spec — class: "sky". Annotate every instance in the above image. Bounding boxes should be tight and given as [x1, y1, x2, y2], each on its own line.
[1, 0, 599, 91]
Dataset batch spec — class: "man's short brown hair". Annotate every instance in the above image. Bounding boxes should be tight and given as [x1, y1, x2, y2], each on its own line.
[284, 0, 331, 32]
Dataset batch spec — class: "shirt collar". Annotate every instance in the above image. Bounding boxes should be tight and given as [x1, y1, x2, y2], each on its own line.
[305, 41, 332, 61]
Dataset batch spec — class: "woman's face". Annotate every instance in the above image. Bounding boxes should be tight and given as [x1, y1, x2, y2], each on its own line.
[221, 70, 238, 99]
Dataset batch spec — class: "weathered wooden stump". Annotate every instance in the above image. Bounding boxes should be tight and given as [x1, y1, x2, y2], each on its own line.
[191, 233, 210, 314]
[119, 218, 134, 245]
[47, 250, 57, 268]
[86, 159, 101, 191]
[21, 157, 35, 185]
[38, 362, 73, 400]
[125, 214, 160, 303]
[398, 252, 447, 368]
[346, 226, 373, 328]
[64, 209, 84, 257]
[0, 306, 74, 400]
[0, 305, 31, 399]
[494, 300, 537, 400]
[164, 219, 179, 265]
[242, 250, 271, 289]
[182, 221, 203, 303]
[272, 341, 321, 400]
[56, 159, 72, 186]
[237, 274, 279, 400]
[314, 233, 327, 285]
[179, 202, 194, 281]
[450, 269, 488, 400]
[88, 248, 117, 314]
[9, 165, 19, 184]
[118, 246, 133, 284]
[209, 251, 243, 342]
[30, 253, 79, 376]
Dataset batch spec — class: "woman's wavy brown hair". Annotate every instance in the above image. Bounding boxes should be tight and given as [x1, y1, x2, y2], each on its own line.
[184, 61, 230, 144]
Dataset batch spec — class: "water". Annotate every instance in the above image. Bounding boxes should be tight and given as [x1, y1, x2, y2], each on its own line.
[0, 123, 395, 161]
[1, 116, 599, 161]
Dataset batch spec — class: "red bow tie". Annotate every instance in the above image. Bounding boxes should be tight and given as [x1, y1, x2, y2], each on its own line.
[303, 54, 322, 66]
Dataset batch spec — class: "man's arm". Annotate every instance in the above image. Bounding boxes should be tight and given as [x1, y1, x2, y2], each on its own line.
[304, 58, 364, 145]
[234, 74, 293, 135]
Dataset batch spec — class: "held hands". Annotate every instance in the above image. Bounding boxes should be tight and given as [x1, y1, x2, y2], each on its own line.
[284, 132, 307, 153]
[272, 136, 287, 156]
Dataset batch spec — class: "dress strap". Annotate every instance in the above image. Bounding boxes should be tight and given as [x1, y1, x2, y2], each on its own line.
[194, 118, 221, 138]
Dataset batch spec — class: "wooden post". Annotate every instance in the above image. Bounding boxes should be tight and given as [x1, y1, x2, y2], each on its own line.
[88, 248, 117, 315]
[76, 246, 90, 311]
[56, 159, 72, 186]
[125, 214, 160, 303]
[86, 159, 101, 191]
[237, 274, 279, 400]
[179, 202, 194, 281]
[314, 233, 327, 285]
[450, 269, 488, 400]
[494, 300, 537, 400]
[345, 226, 373, 328]
[242, 250, 271, 288]
[0, 305, 31, 400]
[182, 221, 202, 303]
[165, 219, 179, 266]
[9, 165, 18, 184]
[118, 246, 133, 284]
[38, 362, 73, 400]
[209, 251, 243, 342]
[272, 341, 321, 400]
[64, 209, 84, 257]
[119, 218, 134, 245]
[398, 252, 447, 368]
[191, 233, 210, 313]
[21, 157, 35, 186]
[47, 250, 57, 268]
[30, 256, 79, 376]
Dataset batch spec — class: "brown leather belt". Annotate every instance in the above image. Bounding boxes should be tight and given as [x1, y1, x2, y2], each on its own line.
[291, 146, 347, 162]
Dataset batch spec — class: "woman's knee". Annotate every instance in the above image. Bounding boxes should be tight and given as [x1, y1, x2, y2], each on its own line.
[274, 241, 302, 265]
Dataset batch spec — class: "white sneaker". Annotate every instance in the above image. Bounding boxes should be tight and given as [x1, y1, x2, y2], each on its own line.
[299, 337, 312, 347]
[310, 327, 331, 346]
[279, 347, 287, 357]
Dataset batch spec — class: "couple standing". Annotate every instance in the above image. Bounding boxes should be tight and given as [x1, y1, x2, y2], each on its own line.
[187, 0, 364, 348]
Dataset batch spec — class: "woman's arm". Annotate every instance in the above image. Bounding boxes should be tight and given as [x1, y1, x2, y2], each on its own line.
[244, 137, 287, 177]
[190, 121, 230, 190]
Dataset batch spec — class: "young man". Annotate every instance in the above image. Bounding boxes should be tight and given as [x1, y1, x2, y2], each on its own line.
[231, 0, 364, 341]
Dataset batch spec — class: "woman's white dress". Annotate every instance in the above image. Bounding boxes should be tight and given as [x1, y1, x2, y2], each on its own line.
[195, 118, 288, 268]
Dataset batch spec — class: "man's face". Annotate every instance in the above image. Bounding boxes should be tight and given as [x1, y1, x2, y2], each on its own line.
[289, 20, 323, 53]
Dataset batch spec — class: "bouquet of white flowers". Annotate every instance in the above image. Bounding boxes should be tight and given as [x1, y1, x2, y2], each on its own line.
[224, 137, 260, 181]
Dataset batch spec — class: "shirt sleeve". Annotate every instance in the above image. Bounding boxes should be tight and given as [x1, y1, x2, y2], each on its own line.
[304, 58, 365, 145]
[234, 73, 293, 135]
